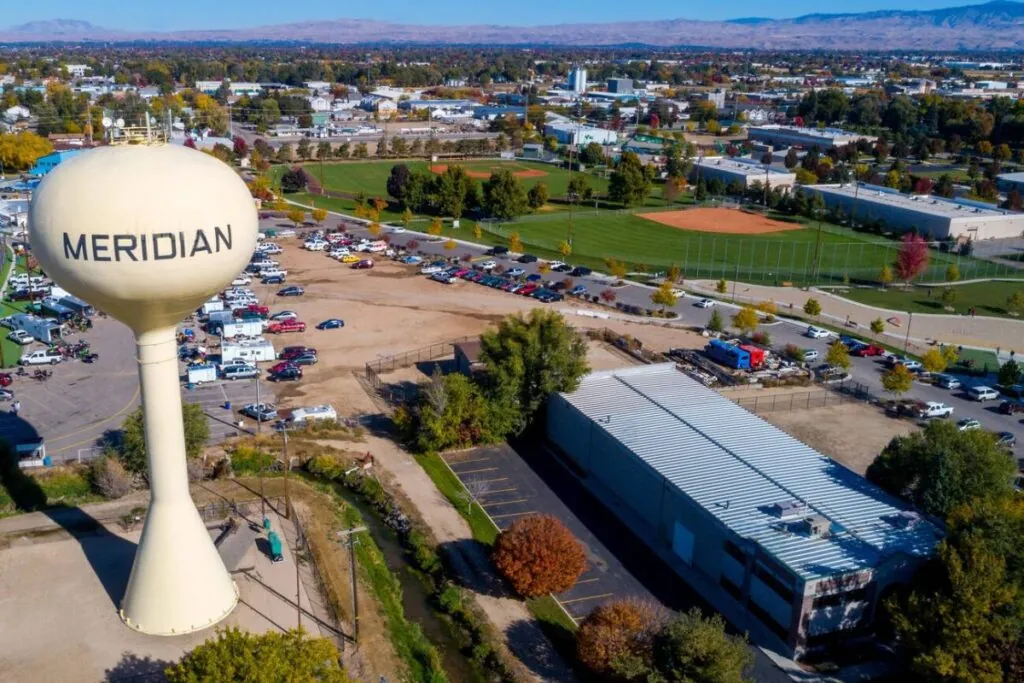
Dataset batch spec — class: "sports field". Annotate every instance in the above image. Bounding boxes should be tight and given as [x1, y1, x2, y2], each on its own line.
[836, 280, 1024, 319]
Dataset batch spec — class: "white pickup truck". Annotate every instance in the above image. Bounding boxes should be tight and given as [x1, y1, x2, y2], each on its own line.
[259, 268, 288, 279]
[918, 401, 954, 419]
[19, 349, 62, 365]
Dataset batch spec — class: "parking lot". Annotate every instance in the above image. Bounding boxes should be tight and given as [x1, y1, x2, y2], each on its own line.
[182, 378, 275, 442]
[442, 442, 788, 682]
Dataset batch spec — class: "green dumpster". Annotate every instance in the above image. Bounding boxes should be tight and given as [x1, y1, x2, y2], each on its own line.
[268, 531, 284, 563]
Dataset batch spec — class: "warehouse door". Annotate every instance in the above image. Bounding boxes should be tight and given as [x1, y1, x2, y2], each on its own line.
[672, 522, 695, 565]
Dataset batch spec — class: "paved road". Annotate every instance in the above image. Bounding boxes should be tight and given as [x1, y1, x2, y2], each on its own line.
[289, 214, 1023, 456]
[239, 128, 497, 148]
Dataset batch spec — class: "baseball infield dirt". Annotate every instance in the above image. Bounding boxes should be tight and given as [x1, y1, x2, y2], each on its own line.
[637, 207, 805, 235]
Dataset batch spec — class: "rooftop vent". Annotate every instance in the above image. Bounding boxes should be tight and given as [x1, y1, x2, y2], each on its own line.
[887, 511, 922, 529]
[803, 514, 831, 538]
[771, 501, 808, 519]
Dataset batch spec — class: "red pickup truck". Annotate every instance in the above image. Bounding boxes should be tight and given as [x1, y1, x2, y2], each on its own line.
[851, 344, 885, 357]
[266, 320, 307, 334]
[232, 304, 270, 317]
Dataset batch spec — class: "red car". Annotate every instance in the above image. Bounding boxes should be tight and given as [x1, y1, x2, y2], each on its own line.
[852, 344, 885, 357]
[266, 320, 307, 334]
[269, 361, 298, 375]
[352, 259, 374, 269]
[518, 284, 540, 296]
[232, 304, 270, 317]
[279, 345, 316, 361]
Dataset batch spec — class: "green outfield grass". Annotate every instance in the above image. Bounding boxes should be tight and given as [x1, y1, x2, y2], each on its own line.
[834, 280, 1024, 319]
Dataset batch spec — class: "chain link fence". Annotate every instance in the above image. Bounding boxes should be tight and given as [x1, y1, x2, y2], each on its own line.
[364, 336, 475, 404]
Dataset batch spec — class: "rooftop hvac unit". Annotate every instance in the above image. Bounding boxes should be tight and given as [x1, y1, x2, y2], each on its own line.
[803, 514, 831, 538]
[771, 500, 808, 519]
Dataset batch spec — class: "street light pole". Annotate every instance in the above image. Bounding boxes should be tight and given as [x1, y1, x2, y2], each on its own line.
[903, 312, 913, 355]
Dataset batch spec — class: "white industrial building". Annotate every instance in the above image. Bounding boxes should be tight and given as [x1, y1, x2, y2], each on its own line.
[547, 364, 941, 658]
[543, 122, 617, 146]
[194, 81, 264, 97]
[568, 67, 588, 94]
[808, 184, 1024, 240]
[691, 157, 797, 192]
[748, 125, 877, 150]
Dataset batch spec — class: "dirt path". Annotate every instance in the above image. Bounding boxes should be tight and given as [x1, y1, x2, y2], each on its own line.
[323, 436, 575, 682]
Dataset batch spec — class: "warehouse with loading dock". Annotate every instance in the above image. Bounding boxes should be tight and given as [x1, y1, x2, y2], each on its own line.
[546, 363, 941, 658]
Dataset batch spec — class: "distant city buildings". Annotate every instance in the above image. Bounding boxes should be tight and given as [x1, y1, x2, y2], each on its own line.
[748, 125, 877, 151]
[568, 67, 588, 94]
[691, 157, 797, 192]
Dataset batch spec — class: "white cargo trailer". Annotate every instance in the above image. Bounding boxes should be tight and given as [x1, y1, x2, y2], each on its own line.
[186, 362, 218, 384]
[220, 320, 264, 340]
[220, 338, 276, 364]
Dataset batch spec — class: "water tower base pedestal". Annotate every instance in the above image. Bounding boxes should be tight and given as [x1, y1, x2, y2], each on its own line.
[118, 327, 239, 636]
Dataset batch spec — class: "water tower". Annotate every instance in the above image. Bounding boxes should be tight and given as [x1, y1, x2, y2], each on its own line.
[28, 135, 258, 635]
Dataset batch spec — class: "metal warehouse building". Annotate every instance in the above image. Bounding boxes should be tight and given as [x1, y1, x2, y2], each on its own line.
[748, 125, 876, 150]
[547, 364, 941, 658]
[808, 183, 1024, 240]
[691, 157, 797, 192]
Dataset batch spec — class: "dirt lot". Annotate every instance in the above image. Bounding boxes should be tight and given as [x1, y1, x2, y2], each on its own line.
[760, 402, 918, 474]
[637, 207, 804, 235]
[260, 241, 709, 419]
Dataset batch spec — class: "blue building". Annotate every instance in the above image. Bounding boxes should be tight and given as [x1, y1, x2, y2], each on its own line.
[30, 150, 86, 176]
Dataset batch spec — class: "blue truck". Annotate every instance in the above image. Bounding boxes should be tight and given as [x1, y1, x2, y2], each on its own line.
[705, 339, 751, 370]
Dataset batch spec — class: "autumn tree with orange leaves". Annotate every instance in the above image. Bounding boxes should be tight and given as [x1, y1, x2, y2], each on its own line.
[492, 514, 586, 597]
[577, 599, 669, 678]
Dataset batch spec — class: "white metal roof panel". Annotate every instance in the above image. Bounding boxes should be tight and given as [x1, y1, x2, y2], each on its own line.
[559, 364, 941, 581]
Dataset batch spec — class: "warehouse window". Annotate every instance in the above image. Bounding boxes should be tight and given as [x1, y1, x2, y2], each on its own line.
[754, 564, 795, 604]
[720, 575, 743, 602]
[723, 540, 746, 564]
[812, 587, 868, 610]
[748, 600, 790, 642]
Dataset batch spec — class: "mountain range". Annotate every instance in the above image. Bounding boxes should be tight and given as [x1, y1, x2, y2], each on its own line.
[3, 1, 1024, 50]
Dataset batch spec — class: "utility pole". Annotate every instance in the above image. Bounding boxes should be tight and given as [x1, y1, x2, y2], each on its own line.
[280, 428, 291, 520]
[337, 526, 367, 644]
[903, 312, 913, 355]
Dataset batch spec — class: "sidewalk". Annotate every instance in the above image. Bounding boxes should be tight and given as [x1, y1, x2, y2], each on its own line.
[689, 280, 1024, 356]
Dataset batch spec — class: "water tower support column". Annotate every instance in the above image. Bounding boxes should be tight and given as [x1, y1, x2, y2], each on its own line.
[119, 325, 238, 636]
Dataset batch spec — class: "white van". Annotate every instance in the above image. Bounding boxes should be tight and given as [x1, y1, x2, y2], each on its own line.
[967, 385, 1000, 401]
[288, 404, 338, 425]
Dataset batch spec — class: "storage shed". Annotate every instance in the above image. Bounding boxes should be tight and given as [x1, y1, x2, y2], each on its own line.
[546, 364, 941, 658]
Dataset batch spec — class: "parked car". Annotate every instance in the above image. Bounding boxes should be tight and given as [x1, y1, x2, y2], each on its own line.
[340, 254, 361, 263]
[967, 385, 1000, 401]
[525, 273, 543, 283]
[571, 266, 593, 277]
[262, 274, 285, 285]
[231, 275, 252, 286]
[569, 285, 588, 296]
[241, 403, 278, 422]
[19, 349, 62, 365]
[957, 418, 982, 431]
[279, 346, 316, 361]
[487, 246, 509, 256]
[266, 320, 306, 333]
[317, 319, 345, 330]
[270, 361, 299, 375]
[934, 374, 962, 390]
[352, 259, 374, 269]
[1000, 400, 1024, 415]
[918, 401, 954, 419]
[518, 254, 538, 263]
[388, 226, 406, 234]
[431, 272, 457, 284]
[996, 432, 1017, 449]
[1001, 384, 1024, 399]
[552, 263, 573, 273]
[278, 286, 305, 297]
[851, 344, 886, 357]
[7, 330, 33, 345]
[420, 263, 445, 275]
[270, 310, 299, 321]
[805, 326, 830, 339]
[802, 349, 819, 362]
[222, 364, 260, 380]
[506, 267, 525, 277]
[695, 298, 715, 308]
[291, 352, 319, 366]
[0, 316, 15, 329]
[478, 260, 497, 271]
[270, 365, 303, 381]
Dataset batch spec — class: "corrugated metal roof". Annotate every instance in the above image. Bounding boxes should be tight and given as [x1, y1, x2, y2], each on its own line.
[559, 363, 941, 582]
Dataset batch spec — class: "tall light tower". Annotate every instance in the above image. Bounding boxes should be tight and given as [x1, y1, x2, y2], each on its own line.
[29, 142, 258, 636]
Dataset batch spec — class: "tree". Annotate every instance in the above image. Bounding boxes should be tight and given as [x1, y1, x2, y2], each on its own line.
[165, 627, 348, 683]
[881, 364, 914, 397]
[90, 454, 134, 499]
[368, 222, 382, 238]
[879, 264, 894, 288]
[756, 300, 777, 317]
[794, 167, 818, 185]
[606, 259, 628, 280]
[232, 136, 248, 160]
[558, 240, 572, 258]
[652, 608, 753, 683]
[1007, 290, 1024, 317]
[386, 163, 413, 204]
[784, 148, 799, 169]
[600, 289, 617, 304]
[707, 309, 724, 333]
[427, 217, 443, 238]
[867, 420, 1016, 519]
[608, 152, 652, 206]
[870, 318, 886, 339]
[577, 599, 667, 680]
[394, 370, 505, 453]
[508, 231, 523, 253]
[922, 348, 947, 374]
[651, 282, 679, 313]
[567, 175, 593, 203]
[716, 279, 728, 294]
[492, 514, 586, 597]
[287, 208, 306, 228]
[479, 309, 589, 434]
[436, 165, 476, 219]
[317, 141, 332, 160]
[311, 208, 327, 226]
[115, 403, 209, 475]
[0, 131, 53, 171]
[940, 286, 957, 311]
[527, 182, 549, 209]
[731, 306, 759, 337]
[296, 138, 312, 161]
[946, 264, 960, 282]
[579, 142, 605, 166]
[483, 170, 529, 220]
[999, 360, 1022, 388]
[472, 223, 483, 240]
[443, 238, 456, 251]
[803, 298, 822, 317]
[826, 342, 851, 370]
[280, 167, 307, 193]
[401, 207, 413, 230]
[895, 234, 930, 284]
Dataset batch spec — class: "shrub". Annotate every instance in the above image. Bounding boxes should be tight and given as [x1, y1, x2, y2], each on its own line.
[492, 514, 586, 597]
[578, 599, 668, 678]
[228, 445, 275, 475]
[784, 343, 804, 361]
[750, 331, 772, 346]
[90, 455, 134, 499]
[307, 453, 347, 480]
[187, 458, 207, 483]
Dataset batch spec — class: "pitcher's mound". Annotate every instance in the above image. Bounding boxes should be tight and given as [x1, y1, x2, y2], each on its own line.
[638, 208, 804, 235]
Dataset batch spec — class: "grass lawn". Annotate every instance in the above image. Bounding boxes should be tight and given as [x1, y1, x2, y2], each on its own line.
[837, 281, 1024, 319]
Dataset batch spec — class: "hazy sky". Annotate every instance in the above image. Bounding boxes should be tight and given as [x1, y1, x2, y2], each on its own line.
[7, 0, 971, 30]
